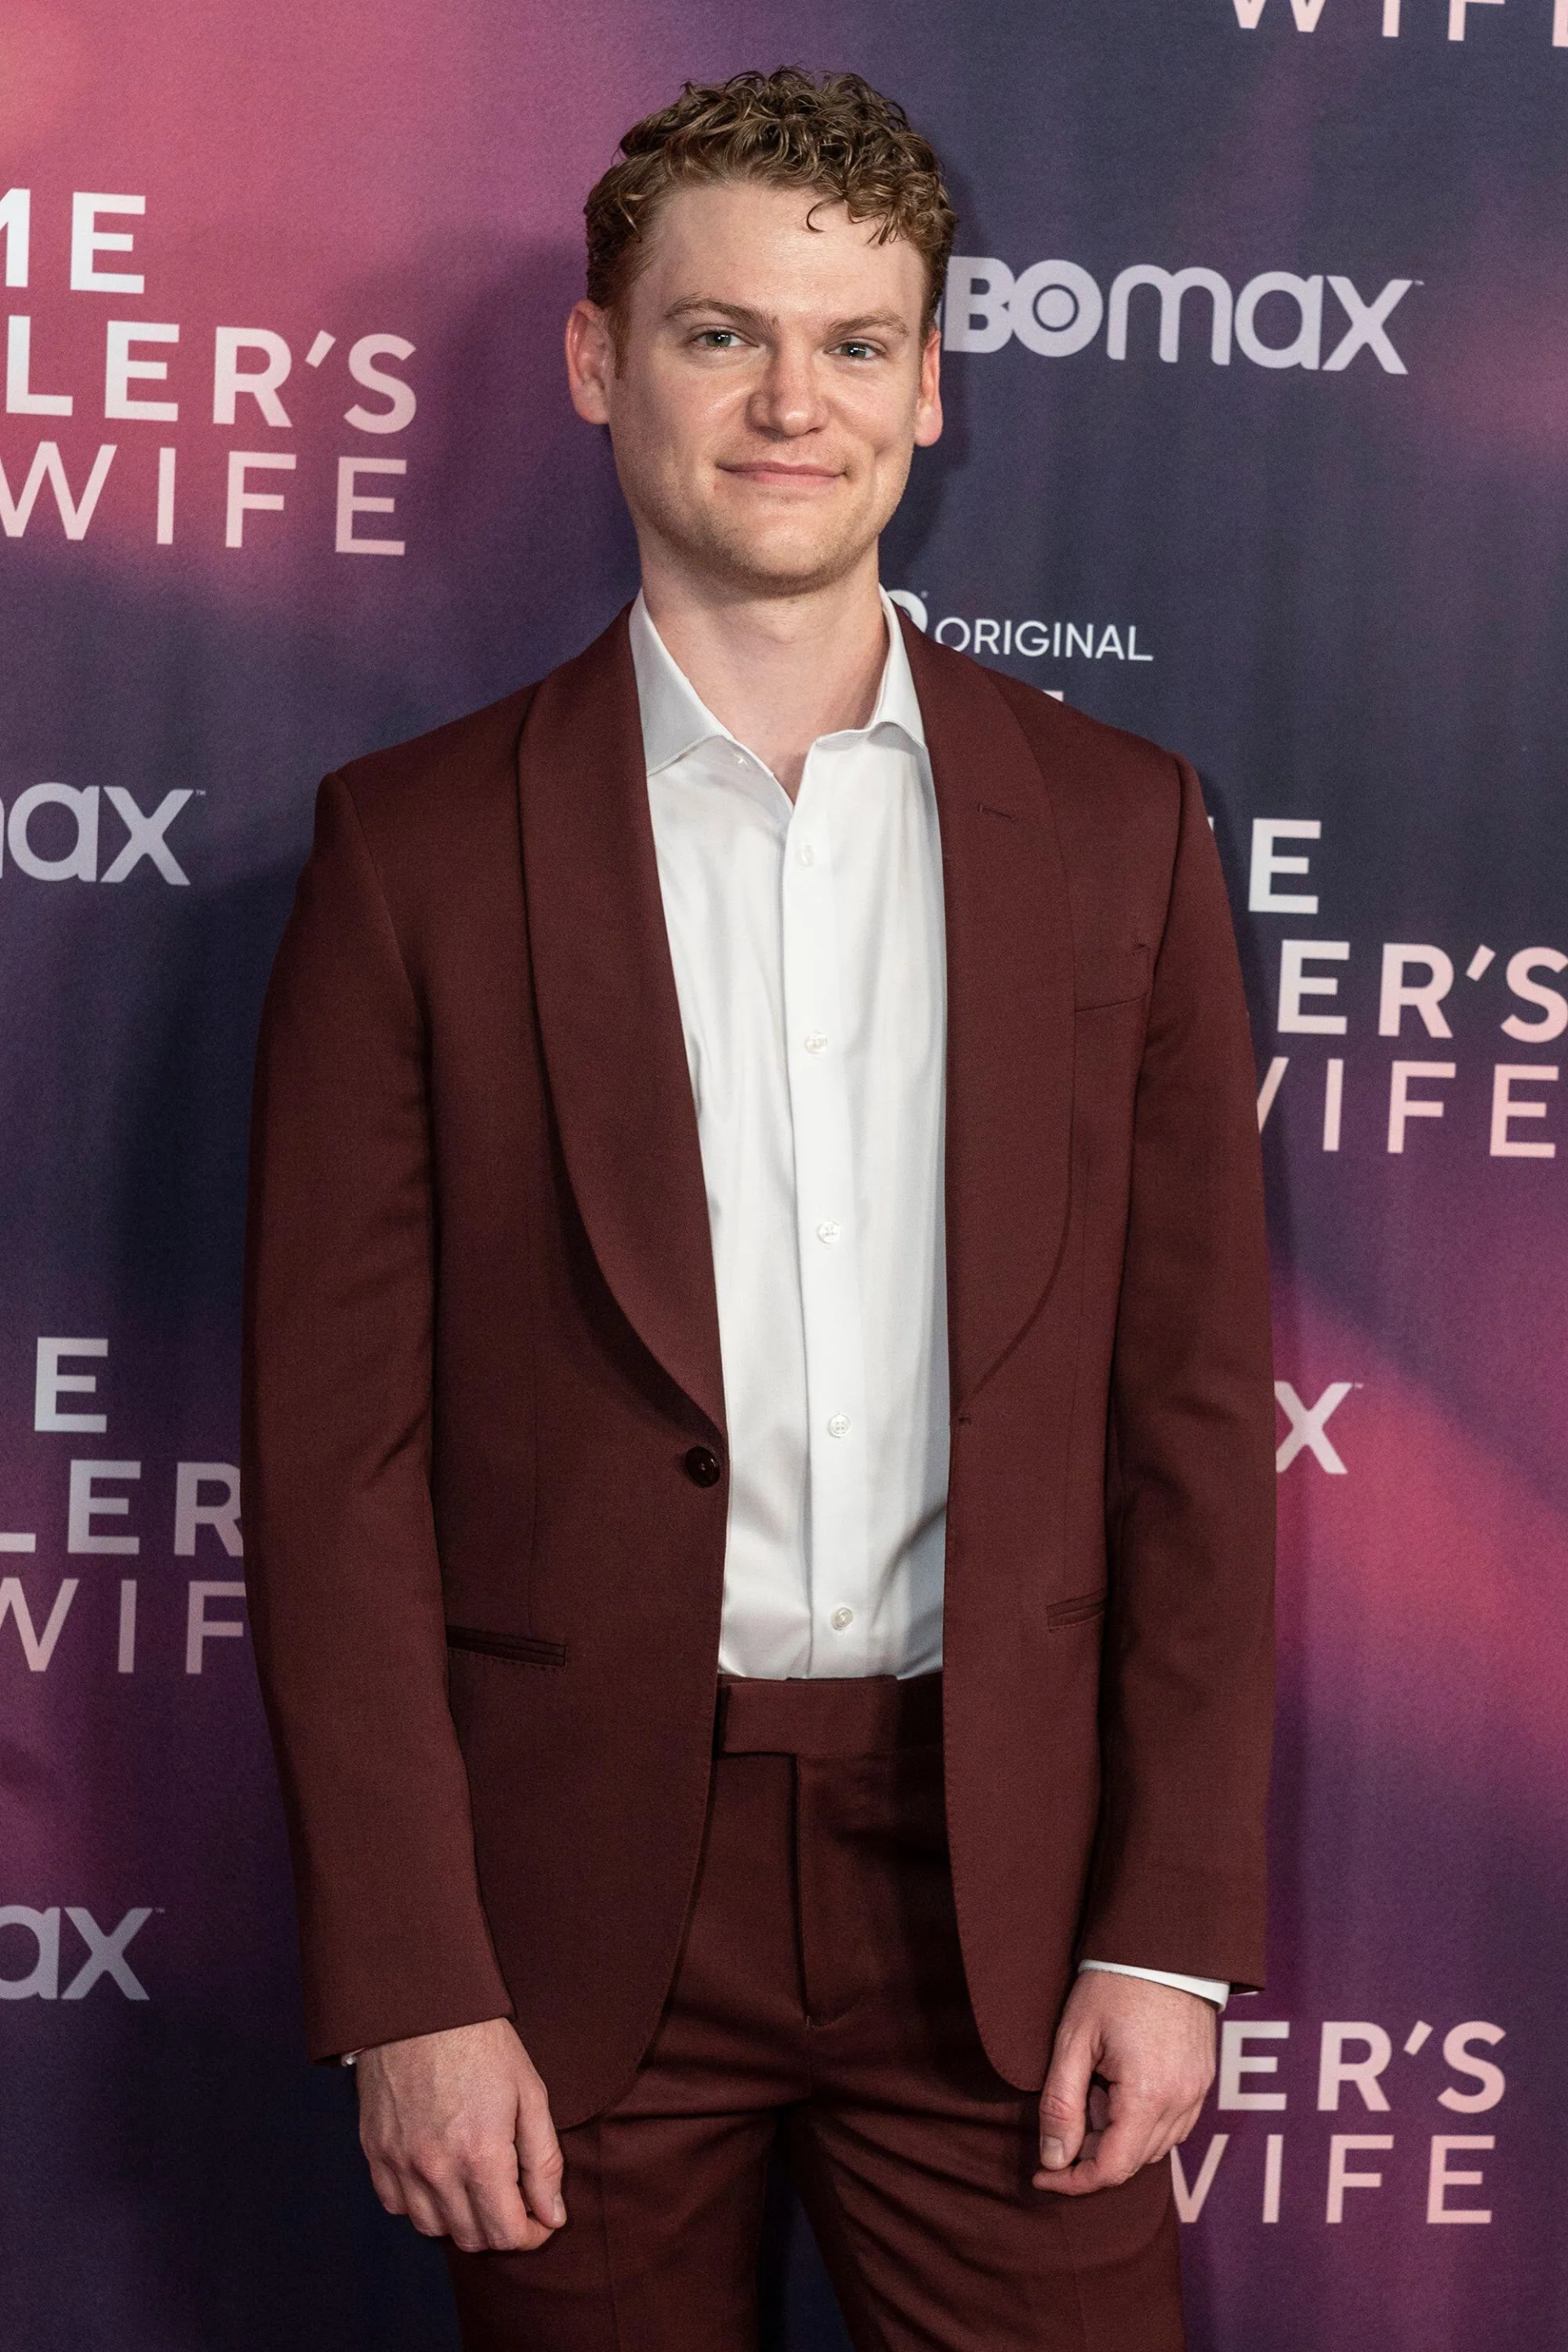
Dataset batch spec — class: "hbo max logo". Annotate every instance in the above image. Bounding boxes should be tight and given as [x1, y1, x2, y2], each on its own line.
[0, 1903, 152, 1998]
[945, 257, 1414, 373]
[0, 783, 191, 884]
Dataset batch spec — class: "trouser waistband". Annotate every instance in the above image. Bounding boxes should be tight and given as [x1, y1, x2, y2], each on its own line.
[714, 1670, 943, 1758]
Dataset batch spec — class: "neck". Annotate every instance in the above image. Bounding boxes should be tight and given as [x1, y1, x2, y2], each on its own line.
[638, 551, 889, 800]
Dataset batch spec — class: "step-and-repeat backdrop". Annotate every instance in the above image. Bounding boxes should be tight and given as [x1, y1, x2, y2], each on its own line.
[2, 3, 1563, 2346]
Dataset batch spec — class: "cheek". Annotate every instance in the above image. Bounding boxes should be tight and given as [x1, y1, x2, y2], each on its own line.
[651, 379, 751, 476]
[612, 383, 704, 500]
[835, 379, 921, 462]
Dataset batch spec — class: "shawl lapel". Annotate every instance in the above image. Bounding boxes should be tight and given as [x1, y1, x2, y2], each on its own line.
[516, 605, 1075, 1441]
[517, 610, 726, 1439]
[902, 617, 1077, 1410]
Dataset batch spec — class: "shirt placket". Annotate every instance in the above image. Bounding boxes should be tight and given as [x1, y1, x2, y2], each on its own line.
[781, 746, 871, 1674]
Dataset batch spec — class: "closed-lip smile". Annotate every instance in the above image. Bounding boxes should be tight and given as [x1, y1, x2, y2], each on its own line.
[720, 461, 842, 482]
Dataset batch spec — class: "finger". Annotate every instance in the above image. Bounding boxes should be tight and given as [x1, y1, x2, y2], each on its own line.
[384, 2143, 504, 2251]
[1147, 2096, 1208, 2169]
[402, 2172, 467, 2240]
[359, 2120, 464, 2239]
[1123, 2108, 1182, 2178]
[1034, 2096, 1162, 2195]
[1138, 2072, 1211, 2170]
[1037, 2029, 1095, 2172]
[364, 2158, 410, 2221]
[517, 2090, 568, 2230]
[466, 2167, 552, 2254]
[416, 2163, 540, 2256]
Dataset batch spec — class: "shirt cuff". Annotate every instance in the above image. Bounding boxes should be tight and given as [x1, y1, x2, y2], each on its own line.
[1078, 1959, 1230, 2011]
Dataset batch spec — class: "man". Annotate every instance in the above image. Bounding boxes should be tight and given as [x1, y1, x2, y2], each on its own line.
[244, 67, 1274, 2352]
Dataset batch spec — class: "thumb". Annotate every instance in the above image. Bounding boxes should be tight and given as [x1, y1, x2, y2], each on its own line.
[515, 2076, 567, 2230]
[1038, 2025, 1094, 2172]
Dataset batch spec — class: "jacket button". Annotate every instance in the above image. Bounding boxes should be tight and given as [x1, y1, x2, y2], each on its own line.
[684, 1445, 723, 1489]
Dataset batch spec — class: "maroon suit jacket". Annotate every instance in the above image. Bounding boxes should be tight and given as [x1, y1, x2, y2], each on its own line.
[243, 609, 1275, 2125]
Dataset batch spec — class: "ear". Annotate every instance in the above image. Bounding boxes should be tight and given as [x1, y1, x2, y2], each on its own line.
[914, 323, 943, 448]
[565, 300, 616, 425]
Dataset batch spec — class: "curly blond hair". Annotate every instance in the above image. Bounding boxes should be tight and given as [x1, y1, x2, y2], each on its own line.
[585, 69, 956, 333]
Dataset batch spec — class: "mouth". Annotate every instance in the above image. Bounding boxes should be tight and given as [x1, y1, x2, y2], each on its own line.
[718, 461, 844, 487]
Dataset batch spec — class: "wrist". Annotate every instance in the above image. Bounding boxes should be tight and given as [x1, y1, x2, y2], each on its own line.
[1078, 1959, 1229, 2011]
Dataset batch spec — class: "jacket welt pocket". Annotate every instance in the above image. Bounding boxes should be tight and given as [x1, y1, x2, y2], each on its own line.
[1046, 1591, 1107, 1631]
[445, 1626, 568, 1668]
[1075, 944, 1150, 1012]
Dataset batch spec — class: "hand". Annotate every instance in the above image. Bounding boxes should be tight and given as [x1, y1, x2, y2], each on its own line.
[1033, 1972, 1216, 2197]
[355, 2016, 566, 2252]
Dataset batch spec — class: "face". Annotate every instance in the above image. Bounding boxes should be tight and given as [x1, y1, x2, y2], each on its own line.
[566, 177, 942, 599]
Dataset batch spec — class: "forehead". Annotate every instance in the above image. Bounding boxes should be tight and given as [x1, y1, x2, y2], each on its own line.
[630, 177, 927, 319]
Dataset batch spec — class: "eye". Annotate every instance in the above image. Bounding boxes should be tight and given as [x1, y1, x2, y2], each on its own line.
[693, 328, 745, 350]
[835, 340, 882, 362]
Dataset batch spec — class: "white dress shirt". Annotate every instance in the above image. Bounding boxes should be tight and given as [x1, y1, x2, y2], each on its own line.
[630, 591, 1227, 2011]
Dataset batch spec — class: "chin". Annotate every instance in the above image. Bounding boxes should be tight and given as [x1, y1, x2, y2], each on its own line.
[706, 521, 873, 599]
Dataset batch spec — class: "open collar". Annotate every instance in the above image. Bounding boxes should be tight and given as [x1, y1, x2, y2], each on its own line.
[627, 589, 927, 781]
[515, 604, 1074, 1433]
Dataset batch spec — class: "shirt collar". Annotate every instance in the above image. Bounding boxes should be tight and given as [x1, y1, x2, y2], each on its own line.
[628, 588, 927, 780]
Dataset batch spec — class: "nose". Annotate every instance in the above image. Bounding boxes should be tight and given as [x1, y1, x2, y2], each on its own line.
[746, 340, 830, 440]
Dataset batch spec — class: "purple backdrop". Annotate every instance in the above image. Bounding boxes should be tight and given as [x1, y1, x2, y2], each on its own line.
[2, 4, 1564, 2346]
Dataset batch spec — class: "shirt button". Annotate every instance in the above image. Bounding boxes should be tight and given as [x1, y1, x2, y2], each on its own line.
[830, 1606, 855, 1632]
[826, 1414, 851, 1440]
[683, 1445, 723, 1488]
[799, 843, 816, 866]
[816, 1219, 841, 1244]
[803, 1032, 829, 1056]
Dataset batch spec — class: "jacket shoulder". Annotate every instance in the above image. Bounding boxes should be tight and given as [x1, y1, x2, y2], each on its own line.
[974, 660, 1201, 925]
[332, 681, 541, 853]
[904, 622, 1190, 840]
[981, 662, 1187, 826]
[300, 684, 545, 984]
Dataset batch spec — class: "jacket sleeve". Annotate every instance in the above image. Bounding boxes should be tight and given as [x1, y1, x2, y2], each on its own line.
[243, 773, 514, 2059]
[1078, 756, 1276, 1990]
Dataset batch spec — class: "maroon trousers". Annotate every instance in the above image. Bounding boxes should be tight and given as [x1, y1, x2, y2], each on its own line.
[447, 1676, 1185, 2351]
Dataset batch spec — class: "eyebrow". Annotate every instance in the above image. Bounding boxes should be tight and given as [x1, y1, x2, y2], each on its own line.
[663, 297, 911, 342]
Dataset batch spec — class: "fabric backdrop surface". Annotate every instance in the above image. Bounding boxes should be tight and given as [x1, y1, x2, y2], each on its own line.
[1, 3, 1563, 2347]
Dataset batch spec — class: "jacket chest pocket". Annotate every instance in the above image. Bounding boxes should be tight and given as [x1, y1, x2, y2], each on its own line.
[1046, 1590, 1107, 1631]
[1074, 943, 1149, 1013]
[446, 1625, 568, 1668]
